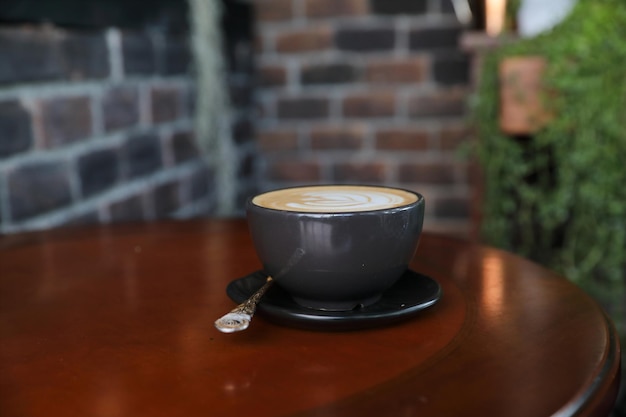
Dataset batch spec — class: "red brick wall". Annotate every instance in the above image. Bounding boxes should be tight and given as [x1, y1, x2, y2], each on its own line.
[253, 0, 473, 236]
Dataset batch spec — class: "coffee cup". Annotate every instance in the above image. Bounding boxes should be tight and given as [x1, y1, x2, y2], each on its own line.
[246, 184, 425, 311]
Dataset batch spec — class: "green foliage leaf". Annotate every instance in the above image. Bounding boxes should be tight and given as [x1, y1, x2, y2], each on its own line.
[472, 0, 626, 313]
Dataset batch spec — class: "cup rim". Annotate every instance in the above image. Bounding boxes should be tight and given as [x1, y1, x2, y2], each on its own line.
[247, 184, 424, 215]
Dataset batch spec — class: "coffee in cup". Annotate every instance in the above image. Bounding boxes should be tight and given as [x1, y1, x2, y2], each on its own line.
[251, 185, 418, 213]
[247, 185, 425, 311]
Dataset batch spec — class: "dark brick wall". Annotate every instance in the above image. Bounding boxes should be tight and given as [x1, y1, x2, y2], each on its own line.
[78, 148, 120, 197]
[369, 0, 428, 15]
[0, 0, 256, 233]
[0, 100, 32, 156]
[335, 27, 395, 51]
[39, 95, 93, 147]
[0, 27, 109, 83]
[0, 0, 189, 31]
[102, 86, 140, 132]
[0, 23, 214, 233]
[7, 161, 73, 221]
[253, 0, 472, 236]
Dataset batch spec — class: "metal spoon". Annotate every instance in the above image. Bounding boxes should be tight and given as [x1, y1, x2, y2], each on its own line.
[214, 276, 274, 333]
[214, 248, 305, 333]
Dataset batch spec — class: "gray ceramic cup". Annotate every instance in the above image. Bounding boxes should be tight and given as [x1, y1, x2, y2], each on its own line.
[246, 185, 425, 311]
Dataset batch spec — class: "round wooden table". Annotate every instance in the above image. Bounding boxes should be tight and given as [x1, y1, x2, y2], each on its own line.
[0, 220, 620, 417]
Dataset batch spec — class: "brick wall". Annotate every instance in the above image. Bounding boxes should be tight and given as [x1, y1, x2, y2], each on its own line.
[253, 0, 473, 236]
[0, 0, 258, 234]
[0, 24, 210, 233]
[1, 1, 473, 236]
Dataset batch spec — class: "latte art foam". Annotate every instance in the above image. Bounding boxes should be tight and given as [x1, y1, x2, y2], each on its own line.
[284, 190, 406, 211]
[252, 185, 419, 213]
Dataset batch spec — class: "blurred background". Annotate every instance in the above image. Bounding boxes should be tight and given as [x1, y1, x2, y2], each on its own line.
[0, 0, 477, 236]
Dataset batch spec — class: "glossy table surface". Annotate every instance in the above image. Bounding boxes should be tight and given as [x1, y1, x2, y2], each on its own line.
[0, 220, 620, 417]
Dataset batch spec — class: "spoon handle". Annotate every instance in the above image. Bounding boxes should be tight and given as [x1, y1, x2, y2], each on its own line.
[214, 277, 274, 333]
[214, 246, 305, 334]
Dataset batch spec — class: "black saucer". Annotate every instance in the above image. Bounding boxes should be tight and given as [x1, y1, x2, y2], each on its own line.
[226, 269, 442, 331]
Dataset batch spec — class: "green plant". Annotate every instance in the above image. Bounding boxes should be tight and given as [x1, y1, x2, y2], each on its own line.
[472, 0, 626, 309]
[505, 0, 521, 32]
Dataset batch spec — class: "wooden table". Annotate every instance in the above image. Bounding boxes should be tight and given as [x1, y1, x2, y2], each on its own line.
[0, 220, 620, 417]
